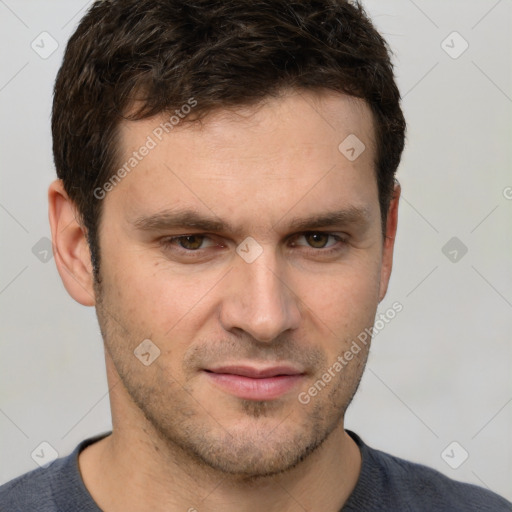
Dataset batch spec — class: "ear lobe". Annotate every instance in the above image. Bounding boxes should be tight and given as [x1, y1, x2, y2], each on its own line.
[48, 179, 96, 306]
[378, 180, 401, 302]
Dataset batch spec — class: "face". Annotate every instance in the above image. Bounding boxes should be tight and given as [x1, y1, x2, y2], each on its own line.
[93, 90, 394, 477]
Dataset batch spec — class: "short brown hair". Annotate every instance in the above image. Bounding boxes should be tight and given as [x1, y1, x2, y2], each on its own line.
[52, 0, 406, 275]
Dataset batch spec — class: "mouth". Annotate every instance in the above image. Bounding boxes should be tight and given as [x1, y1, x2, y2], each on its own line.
[203, 364, 306, 401]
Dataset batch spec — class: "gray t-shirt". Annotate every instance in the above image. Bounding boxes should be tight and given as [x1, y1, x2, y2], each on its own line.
[1, 431, 511, 511]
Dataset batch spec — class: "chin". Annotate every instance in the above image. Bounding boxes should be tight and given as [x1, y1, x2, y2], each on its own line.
[156, 408, 339, 480]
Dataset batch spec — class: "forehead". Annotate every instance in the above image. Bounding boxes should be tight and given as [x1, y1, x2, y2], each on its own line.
[106, 90, 379, 234]
[118, 89, 375, 160]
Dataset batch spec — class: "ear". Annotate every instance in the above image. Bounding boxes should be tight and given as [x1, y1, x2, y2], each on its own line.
[48, 179, 96, 306]
[378, 180, 400, 302]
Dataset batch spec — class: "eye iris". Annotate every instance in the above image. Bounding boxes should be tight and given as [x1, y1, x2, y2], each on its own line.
[179, 235, 204, 250]
[306, 233, 329, 248]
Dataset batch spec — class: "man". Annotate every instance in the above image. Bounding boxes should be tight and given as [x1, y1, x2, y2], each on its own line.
[1, 0, 510, 510]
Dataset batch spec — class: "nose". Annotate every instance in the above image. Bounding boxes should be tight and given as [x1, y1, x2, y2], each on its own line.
[219, 249, 301, 342]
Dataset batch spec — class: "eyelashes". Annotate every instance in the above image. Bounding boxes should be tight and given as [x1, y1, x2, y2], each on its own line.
[159, 231, 348, 260]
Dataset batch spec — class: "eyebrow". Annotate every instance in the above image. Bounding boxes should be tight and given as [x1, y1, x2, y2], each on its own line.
[131, 206, 371, 234]
[285, 206, 371, 232]
[132, 209, 235, 233]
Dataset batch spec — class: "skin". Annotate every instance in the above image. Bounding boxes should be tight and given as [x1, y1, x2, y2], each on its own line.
[48, 89, 400, 512]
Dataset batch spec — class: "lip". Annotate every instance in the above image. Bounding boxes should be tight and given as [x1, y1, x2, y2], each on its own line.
[204, 364, 305, 401]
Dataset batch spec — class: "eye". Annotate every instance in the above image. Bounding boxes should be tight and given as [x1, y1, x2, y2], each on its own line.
[304, 232, 334, 248]
[162, 235, 217, 251]
[291, 232, 345, 249]
[175, 235, 207, 250]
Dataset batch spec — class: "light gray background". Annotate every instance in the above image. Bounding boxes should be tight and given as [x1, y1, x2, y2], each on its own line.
[1, 0, 511, 501]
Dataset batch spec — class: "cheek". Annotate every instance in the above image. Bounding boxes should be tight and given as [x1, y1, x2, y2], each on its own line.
[294, 261, 381, 334]
[104, 256, 224, 341]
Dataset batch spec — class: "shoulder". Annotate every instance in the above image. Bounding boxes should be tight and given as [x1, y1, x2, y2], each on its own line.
[345, 431, 512, 512]
[368, 447, 511, 509]
[0, 455, 72, 512]
[0, 435, 108, 512]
